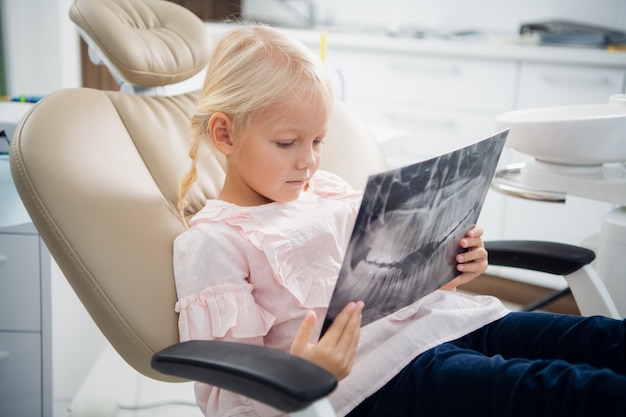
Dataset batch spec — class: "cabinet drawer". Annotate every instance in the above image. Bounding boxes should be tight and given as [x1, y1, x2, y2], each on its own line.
[348, 99, 502, 162]
[0, 332, 42, 417]
[0, 234, 41, 331]
[516, 63, 626, 108]
[337, 50, 517, 111]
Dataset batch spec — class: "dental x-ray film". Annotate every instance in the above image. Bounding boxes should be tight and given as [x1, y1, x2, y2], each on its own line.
[322, 129, 509, 335]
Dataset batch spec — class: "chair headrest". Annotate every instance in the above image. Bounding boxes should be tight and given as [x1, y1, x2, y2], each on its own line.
[69, 0, 211, 88]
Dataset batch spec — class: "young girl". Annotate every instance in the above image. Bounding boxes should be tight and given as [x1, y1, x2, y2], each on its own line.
[174, 25, 626, 417]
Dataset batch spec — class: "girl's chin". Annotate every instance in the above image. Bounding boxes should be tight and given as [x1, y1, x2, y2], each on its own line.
[272, 190, 304, 204]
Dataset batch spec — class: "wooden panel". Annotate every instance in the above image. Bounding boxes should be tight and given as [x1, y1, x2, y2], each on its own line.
[460, 274, 580, 316]
[80, 38, 119, 90]
[168, 0, 241, 21]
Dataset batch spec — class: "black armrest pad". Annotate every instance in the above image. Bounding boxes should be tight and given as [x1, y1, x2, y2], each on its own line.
[484, 240, 595, 276]
[151, 340, 337, 413]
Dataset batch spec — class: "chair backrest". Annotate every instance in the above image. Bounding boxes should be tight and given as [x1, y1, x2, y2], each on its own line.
[10, 0, 387, 382]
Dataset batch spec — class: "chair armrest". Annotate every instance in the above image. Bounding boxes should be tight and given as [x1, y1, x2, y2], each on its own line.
[484, 240, 596, 276]
[151, 340, 337, 413]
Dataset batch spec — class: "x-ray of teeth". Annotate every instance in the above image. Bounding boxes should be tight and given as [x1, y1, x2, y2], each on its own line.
[323, 130, 508, 334]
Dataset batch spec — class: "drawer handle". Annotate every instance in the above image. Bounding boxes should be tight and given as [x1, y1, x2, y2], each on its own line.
[540, 74, 613, 87]
[0, 254, 7, 264]
[0, 351, 9, 361]
[384, 112, 458, 130]
[389, 61, 461, 77]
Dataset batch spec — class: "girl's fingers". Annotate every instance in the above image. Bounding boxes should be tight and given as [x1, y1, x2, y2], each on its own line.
[466, 226, 484, 238]
[333, 301, 363, 351]
[457, 247, 488, 263]
[319, 301, 363, 379]
[290, 310, 317, 356]
[460, 236, 484, 249]
[322, 301, 358, 342]
[444, 227, 488, 291]
[319, 301, 363, 358]
[457, 261, 487, 274]
[292, 302, 363, 380]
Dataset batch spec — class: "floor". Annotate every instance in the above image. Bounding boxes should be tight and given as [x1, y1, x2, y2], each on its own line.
[50, 269, 200, 417]
[64, 344, 200, 417]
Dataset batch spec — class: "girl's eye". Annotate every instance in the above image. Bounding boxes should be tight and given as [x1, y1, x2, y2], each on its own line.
[276, 141, 295, 149]
[313, 137, 325, 146]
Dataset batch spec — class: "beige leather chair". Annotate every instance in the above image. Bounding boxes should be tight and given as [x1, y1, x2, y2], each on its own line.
[10, 0, 387, 415]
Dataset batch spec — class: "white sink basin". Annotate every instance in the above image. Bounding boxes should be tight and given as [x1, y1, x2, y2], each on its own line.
[495, 104, 626, 165]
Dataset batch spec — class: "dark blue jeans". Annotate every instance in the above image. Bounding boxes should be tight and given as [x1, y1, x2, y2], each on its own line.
[347, 312, 626, 417]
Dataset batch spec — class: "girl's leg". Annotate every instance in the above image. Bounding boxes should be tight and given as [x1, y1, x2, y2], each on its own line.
[348, 342, 626, 417]
[347, 312, 626, 417]
[461, 312, 626, 373]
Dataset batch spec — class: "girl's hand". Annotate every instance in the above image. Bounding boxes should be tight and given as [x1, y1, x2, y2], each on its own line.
[290, 301, 363, 380]
[440, 226, 488, 291]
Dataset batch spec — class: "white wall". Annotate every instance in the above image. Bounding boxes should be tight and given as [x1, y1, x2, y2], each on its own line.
[1, 0, 80, 96]
[2, 0, 625, 96]
[244, 0, 626, 33]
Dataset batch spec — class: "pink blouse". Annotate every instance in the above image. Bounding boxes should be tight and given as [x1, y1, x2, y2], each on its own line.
[174, 170, 510, 416]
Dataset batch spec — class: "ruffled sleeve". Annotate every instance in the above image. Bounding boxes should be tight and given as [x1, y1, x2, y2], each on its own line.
[173, 221, 276, 342]
[175, 282, 275, 341]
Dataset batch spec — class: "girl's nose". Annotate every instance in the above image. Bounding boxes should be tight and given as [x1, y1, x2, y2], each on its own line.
[297, 146, 317, 169]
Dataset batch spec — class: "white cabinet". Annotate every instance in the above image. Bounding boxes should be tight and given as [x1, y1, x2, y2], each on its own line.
[1, 151, 52, 416]
[516, 63, 625, 109]
[0, 328, 45, 416]
[0, 224, 52, 417]
[0, 234, 41, 331]
[335, 50, 518, 162]
[338, 51, 517, 111]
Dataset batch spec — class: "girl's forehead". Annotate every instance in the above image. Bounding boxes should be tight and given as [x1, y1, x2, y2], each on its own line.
[274, 99, 328, 128]
[268, 92, 330, 121]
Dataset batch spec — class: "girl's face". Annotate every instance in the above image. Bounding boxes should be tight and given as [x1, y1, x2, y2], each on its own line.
[221, 96, 329, 206]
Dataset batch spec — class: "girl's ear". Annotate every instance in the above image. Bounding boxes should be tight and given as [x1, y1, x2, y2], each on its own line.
[209, 112, 235, 155]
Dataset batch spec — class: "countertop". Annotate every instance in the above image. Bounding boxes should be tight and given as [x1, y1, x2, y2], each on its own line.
[205, 22, 626, 67]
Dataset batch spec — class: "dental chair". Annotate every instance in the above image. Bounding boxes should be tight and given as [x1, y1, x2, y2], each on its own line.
[11, 1, 383, 415]
[9, 0, 621, 416]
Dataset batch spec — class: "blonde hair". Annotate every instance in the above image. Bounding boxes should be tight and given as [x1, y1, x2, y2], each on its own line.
[177, 25, 334, 223]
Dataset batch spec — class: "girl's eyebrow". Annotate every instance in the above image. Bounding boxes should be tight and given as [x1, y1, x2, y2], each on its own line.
[273, 127, 307, 137]
[272, 123, 327, 137]
[271, 124, 298, 134]
[274, 128, 297, 135]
